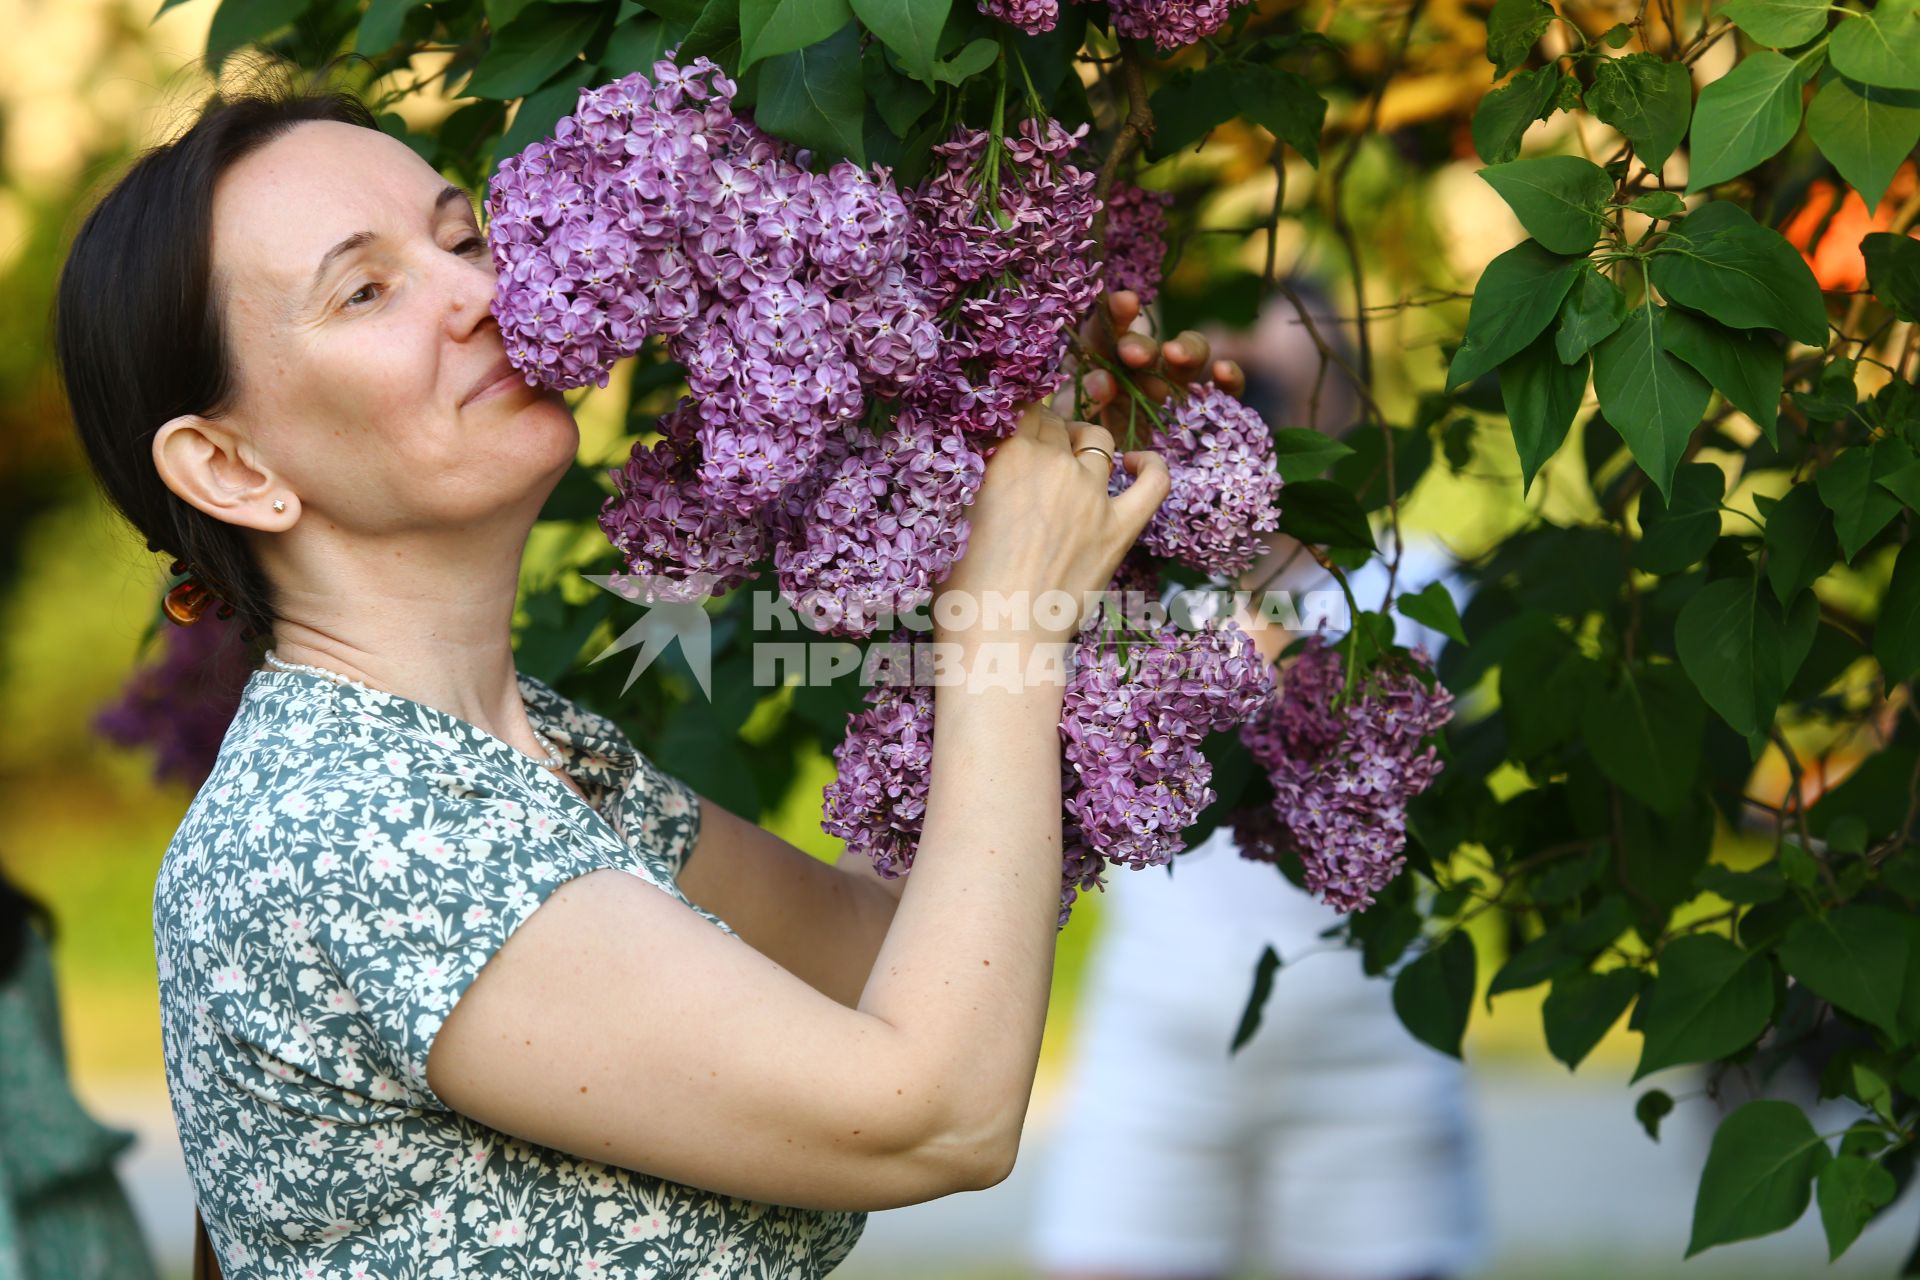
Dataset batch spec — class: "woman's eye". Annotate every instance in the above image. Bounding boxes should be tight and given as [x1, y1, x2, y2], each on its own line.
[341, 238, 488, 311]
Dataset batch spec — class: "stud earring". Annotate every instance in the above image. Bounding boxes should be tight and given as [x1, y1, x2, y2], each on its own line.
[271, 499, 286, 513]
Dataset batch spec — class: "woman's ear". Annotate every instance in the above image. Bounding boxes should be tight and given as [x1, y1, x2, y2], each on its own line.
[152, 414, 299, 532]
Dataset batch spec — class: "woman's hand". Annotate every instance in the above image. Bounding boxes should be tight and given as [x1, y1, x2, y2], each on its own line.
[1070, 290, 1249, 443]
[935, 400, 1169, 650]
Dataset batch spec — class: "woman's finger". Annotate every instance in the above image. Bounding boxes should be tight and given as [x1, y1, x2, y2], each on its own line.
[1105, 290, 1141, 340]
[1013, 400, 1069, 445]
[1117, 330, 1158, 370]
[1108, 448, 1171, 541]
[1161, 330, 1211, 384]
[1079, 368, 1118, 417]
[1214, 358, 1246, 399]
[1066, 420, 1119, 482]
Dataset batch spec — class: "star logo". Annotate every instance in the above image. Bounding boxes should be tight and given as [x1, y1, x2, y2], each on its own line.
[582, 571, 718, 700]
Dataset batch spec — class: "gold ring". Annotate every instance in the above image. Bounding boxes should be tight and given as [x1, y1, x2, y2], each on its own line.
[1074, 445, 1116, 468]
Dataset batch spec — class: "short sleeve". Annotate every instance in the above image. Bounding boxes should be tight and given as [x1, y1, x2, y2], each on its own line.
[274, 763, 633, 1112]
[628, 750, 702, 878]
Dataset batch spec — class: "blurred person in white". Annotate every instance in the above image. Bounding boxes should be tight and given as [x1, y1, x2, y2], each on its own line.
[1029, 284, 1491, 1280]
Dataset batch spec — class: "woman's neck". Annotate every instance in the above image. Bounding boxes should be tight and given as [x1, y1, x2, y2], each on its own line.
[260, 525, 539, 750]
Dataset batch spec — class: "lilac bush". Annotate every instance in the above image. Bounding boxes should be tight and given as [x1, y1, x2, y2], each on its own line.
[1102, 182, 1174, 304]
[96, 614, 252, 787]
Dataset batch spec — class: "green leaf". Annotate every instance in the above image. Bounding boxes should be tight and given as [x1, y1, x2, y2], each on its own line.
[1276, 479, 1376, 552]
[863, 42, 935, 135]
[1863, 230, 1920, 321]
[602, 14, 689, 70]
[1478, 155, 1615, 254]
[1500, 619, 1600, 755]
[739, 0, 851, 69]
[677, 0, 742, 63]
[1777, 905, 1917, 1039]
[1764, 481, 1838, 604]
[1500, 328, 1589, 495]
[1815, 442, 1908, 562]
[1634, 460, 1724, 572]
[1878, 457, 1920, 506]
[1487, 0, 1555, 78]
[496, 60, 597, 156]
[1876, 538, 1920, 683]
[848, 0, 947, 80]
[753, 21, 866, 162]
[1543, 968, 1642, 1070]
[1391, 931, 1477, 1058]
[1806, 76, 1920, 213]
[1660, 306, 1784, 444]
[1721, 0, 1831, 46]
[1629, 190, 1688, 218]
[1830, 0, 1920, 90]
[1675, 573, 1794, 736]
[1685, 51, 1816, 192]
[1146, 64, 1237, 159]
[1582, 660, 1705, 814]
[357, 0, 426, 51]
[1634, 934, 1775, 1080]
[1689, 1101, 1831, 1255]
[633, 0, 707, 25]
[1396, 580, 1467, 645]
[1230, 945, 1282, 1053]
[927, 36, 996, 84]
[465, 2, 606, 99]
[1592, 303, 1713, 501]
[1636, 1088, 1675, 1140]
[206, 0, 309, 68]
[1555, 265, 1629, 364]
[1447, 240, 1584, 389]
[1587, 53, 1694, 170]
[1225, 63, 1328, 165]
[1816, 1156, 1896, 1260]
[1649, 201, 1831, 345]
[1472, 66, 1565, 164]
[1271, 428, 1355, 480]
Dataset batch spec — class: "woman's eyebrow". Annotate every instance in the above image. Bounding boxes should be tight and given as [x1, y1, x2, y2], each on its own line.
[303, 183, 475, 298]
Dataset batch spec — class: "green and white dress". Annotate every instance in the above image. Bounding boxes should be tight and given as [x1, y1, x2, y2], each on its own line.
[154, 667, 866, 1279]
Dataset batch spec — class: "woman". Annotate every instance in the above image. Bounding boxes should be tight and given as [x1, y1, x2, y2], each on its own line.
[52, 64, 1242, 1278]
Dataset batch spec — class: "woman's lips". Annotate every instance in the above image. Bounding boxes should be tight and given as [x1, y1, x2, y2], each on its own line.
[467, 368, 533, 404]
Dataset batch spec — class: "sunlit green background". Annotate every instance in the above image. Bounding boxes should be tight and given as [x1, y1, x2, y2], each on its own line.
[2, 1, 1915, 1276]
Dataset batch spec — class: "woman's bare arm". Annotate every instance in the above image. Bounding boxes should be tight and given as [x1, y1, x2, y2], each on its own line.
[424, 405, 1170, 1212]
[673, 799, 900, 1007]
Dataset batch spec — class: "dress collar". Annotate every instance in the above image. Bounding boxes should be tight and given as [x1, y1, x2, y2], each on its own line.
[243, 666, 638, 781]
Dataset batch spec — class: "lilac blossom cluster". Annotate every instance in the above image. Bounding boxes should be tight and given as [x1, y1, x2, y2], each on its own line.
[1057, 616, 1275, 919]
[978, 0, 1059, 33]
[823, 609, 1275, 927]
[1235, 636, 1455, 911]
[489, 62, 1105, 631]
[95, 615, 251, 787]
[901, 117, 1103, 441]
[1105, 0, 1250, 50]
[1102, 183, 1174, 304]
[1111, 382, 1284, 578]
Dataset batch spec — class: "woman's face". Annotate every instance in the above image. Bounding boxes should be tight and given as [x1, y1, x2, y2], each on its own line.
[205, 119, 576, 536]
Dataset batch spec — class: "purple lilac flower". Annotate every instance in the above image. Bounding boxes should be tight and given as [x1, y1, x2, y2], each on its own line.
[1236, 636, 1455, 912]
[1103, 0, 1250, 49]
[95, 615, 252, 787]
[1130, 381, 1285, 578]
[1059, 617, 1275, 887]
[823, 651, 934, 878]
[768, 411, 987, 635]
[1102, 183, 1174, 304]
[903, 117, 1104, 441]
[979, 0, 1060, 33]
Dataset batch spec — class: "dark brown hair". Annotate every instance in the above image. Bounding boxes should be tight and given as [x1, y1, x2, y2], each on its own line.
[51, 58, 382, 636]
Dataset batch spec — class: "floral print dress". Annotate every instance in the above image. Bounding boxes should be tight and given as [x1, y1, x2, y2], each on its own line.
[153, 667, 866, 1278]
